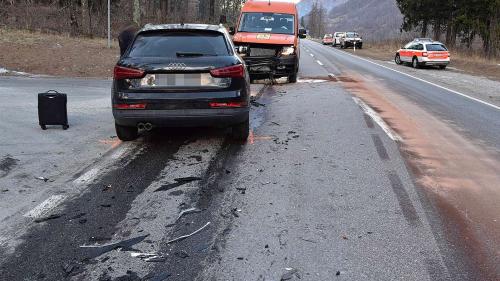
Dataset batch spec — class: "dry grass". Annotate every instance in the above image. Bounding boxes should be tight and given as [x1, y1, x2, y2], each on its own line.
[346, 40, 500, 81]
[0, 27, 119, 78]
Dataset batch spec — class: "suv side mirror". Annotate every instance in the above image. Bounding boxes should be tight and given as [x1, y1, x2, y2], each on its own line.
[298, 28, 307, 38]
[229, 26, 235, 35]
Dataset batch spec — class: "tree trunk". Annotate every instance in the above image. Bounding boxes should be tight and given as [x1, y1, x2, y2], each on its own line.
[133, 0, 141, 26]
[81, 0, 90, 35]
[421, 19, 428, 37]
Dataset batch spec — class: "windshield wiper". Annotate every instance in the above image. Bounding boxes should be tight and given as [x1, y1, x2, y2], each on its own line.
[176, 52, 210, 57]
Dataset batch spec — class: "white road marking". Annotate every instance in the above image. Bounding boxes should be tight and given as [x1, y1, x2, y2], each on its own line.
[24, 195, 66, 218]
[352, 97, 403, 142]
[310, 53, 314, 57]
[73, 167, 100, 184]
[316, 60, 324, 66]
[336, 49, 500, 111]
[298, 79, 329, 83]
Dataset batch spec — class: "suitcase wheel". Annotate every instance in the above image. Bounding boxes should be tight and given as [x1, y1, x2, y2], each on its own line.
[40, 125, 47, 130]
[63, 125, 69, 130]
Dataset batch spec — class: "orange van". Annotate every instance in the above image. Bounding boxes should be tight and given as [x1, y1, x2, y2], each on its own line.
[229, 0, 306, 83]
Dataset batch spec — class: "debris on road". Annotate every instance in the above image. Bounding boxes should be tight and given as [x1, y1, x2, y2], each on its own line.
[251, 100, 266, 107]
[154, 177, 202, 192]
[336, 271, 341, 276]
[35, 176, 49, 182]
[102, 184, 112, 192]
[271, 121, 281, 126]
[166, 222, 211, 244]
[280, 268, 300, 280]
[236, 187, 247, 194]
[174, 250, 190, 259]
[231, 208, 242, 217]
[167, 207, 202, 227]
[80, 234, 149, 258]
[34, 213, 64, 223]
[131, 252, 167, 262]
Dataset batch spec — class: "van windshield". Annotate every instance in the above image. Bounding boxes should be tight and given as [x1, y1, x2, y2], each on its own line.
[238, 12, 295, 35]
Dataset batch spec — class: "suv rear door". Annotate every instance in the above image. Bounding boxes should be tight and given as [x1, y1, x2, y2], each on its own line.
[114, 29, 247, 109]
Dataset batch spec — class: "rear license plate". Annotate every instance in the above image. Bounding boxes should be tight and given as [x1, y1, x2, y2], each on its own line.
[129, 73, 230, 88]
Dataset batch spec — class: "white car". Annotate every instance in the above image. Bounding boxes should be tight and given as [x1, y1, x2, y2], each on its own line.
[333, 32, 345, 47]
[395, 38, 450, 69]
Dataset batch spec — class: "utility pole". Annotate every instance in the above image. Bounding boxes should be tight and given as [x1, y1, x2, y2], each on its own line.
[107, 0, 111, 48]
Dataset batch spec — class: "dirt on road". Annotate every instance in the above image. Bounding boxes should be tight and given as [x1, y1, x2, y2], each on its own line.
[342, 73, 500, 280]
[0, 28, 118, 78]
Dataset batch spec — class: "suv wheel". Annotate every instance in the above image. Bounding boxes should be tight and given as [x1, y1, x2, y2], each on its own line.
[395, 54, 402, 65]
[289, 72, 298, 83]
[115, 123, 138, 141]
[412, 57, 420, 69]
[231, 118, 249, 142]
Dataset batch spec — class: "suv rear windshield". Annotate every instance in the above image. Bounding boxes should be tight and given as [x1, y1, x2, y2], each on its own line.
[346, 32, 359, 38]
[426, 44, 448, 51]
[127, 31, 230, 58]
[238, 12, 295, 35]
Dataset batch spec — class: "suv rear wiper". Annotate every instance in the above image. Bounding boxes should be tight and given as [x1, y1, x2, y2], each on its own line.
[176, 52, 216, 57]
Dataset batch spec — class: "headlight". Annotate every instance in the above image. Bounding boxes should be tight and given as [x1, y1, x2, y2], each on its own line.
[280, 46, 295, 56]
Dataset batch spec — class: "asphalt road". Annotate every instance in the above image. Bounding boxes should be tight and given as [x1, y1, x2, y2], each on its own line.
[0, 40, 499, 281]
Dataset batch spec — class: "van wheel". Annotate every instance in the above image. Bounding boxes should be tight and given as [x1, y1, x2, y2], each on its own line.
[412, 57, 420, 69]
[439, 65, 447, 70]
[288, 73, 298, 83]
[395, 54, 402, 65]
[231, 118, 249, 142]
[115, 123, 138, 141]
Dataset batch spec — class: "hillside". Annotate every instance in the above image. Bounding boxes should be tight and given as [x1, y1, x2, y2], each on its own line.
[326, 0, 404, 41]
[297, 0, 347, 16]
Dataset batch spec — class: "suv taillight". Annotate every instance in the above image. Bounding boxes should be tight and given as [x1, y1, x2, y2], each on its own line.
[210, 65, 245, 78]
[114, 66, 145, 80]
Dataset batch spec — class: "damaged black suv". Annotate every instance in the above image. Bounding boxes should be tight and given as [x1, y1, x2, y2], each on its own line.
[111, 24, 250, 142]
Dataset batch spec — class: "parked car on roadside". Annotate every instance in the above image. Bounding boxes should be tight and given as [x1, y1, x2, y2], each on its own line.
[340, 32, 362, 49]
[112, 24, 250, 142]
[322, 34, 334, 45]
[395, 38, 450, 69]
[333, 32, 345, 47]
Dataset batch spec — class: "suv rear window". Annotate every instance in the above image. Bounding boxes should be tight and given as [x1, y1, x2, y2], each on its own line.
[127, 31, 230, 58]
[426, 44, 448, 51]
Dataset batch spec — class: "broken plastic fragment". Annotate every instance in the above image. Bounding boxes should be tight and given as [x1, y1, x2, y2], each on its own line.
[166, 222, 211, 244]
[35, 176, 49, 182]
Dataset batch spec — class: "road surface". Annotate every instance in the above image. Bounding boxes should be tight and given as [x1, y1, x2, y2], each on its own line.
[0, 40, 498, 281]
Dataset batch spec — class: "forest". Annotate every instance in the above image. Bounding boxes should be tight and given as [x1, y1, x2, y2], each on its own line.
[396, 0, 499, 57]
[0, 0, 244, 37]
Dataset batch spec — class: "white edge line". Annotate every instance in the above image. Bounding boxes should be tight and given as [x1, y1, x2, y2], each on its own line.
[336, 49, 500, 111]
[310, 53, 314, 57]
[316, 60, 324, 66]
[24, 195, 66, 218]
[73, 167, 100, 184]
[352, 97, 403, 142]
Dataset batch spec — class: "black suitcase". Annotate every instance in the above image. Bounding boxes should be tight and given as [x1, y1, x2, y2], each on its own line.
[38, 90, 69, 130]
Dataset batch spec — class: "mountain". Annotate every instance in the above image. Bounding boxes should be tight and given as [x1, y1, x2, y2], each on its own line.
[326, 0, 403, 41]
[297, 0, 347, 17]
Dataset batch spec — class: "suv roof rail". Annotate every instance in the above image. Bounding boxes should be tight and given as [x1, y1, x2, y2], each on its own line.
[413, 38, 433, 42]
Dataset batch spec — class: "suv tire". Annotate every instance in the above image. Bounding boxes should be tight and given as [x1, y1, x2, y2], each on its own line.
[115, 123, 138, 141]
[231, 118, 249, 142]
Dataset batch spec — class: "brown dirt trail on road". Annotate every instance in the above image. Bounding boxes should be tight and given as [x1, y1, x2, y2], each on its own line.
[341, 73, 500, 280]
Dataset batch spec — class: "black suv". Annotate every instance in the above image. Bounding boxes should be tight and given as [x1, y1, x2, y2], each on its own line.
[112, 24, 250, 141]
